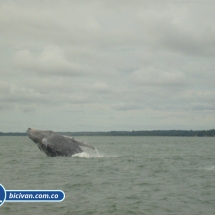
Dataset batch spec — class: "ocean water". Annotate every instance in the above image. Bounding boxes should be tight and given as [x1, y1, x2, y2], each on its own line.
[0, 136, 215, 215]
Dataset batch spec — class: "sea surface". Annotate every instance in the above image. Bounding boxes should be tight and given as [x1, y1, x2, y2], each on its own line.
[0, 136, 215, 215]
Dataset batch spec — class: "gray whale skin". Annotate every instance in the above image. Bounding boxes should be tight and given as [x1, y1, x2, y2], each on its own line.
[27, 128, 95, 157]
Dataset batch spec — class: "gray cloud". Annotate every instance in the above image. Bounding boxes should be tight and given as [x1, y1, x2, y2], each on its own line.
[129, 68, 186, 87]
[14, 46, 89, 76]
[1, 0, 215, 131]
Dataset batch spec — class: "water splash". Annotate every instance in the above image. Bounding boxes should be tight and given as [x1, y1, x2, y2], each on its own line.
[95, 147, 103, 157]
[72, 147, 103, 158]
[72, 152, 90, 158]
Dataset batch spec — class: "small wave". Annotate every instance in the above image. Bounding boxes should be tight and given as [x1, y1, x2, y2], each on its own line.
[205, 166, 215, 171]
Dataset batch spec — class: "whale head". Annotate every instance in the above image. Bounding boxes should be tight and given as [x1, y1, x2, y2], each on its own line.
[27, 128, 57, 156]
[27, 128, 51, 143]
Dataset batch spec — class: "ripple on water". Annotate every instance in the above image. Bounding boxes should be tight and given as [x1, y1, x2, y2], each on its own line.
[1, 136, 215, 215]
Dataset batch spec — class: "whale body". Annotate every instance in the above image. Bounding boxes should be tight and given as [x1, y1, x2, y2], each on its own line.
[27, 128, 95, 157]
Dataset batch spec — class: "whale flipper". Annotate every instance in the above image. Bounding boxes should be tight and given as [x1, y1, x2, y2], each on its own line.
[63, 136, 96, 150]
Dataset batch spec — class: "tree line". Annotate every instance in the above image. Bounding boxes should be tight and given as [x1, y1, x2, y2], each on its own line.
[1, 129, 215, 136]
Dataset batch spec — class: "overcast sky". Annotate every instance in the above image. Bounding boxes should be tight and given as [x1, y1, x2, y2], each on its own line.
[1, 0, 215, 132]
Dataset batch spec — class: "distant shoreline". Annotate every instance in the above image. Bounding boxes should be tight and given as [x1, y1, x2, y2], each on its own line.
[0, 129, 215, 137]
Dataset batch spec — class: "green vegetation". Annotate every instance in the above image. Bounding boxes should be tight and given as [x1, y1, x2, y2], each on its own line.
[0, 132, 26, 136]
[62, 129, 215, 137]
[1, 129, 215, 137]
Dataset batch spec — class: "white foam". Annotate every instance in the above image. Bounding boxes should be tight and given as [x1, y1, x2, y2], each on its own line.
[72, 147, 104, 158]
[72, 152, 90, 158]
[71, 147, 122, 158]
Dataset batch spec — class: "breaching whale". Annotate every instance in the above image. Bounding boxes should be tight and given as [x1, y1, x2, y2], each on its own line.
[27, 128, 95, 157]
